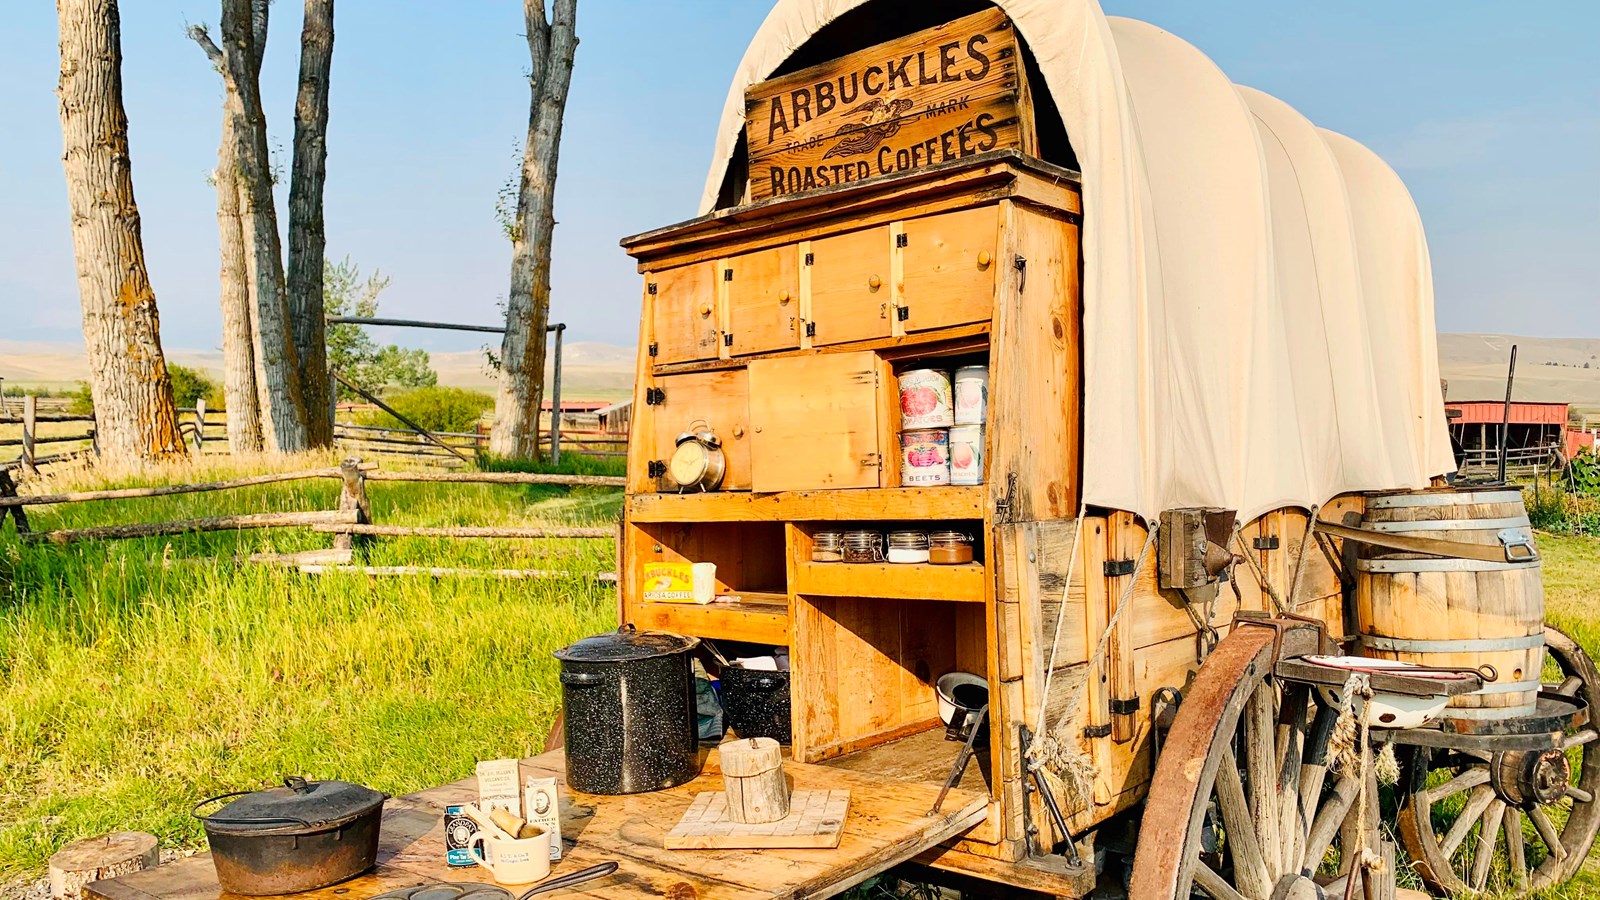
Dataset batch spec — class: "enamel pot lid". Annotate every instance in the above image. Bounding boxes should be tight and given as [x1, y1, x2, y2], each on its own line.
[554, 624, 699, 663]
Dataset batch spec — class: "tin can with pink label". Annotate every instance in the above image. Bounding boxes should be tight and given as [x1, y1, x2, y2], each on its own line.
[953, 366, 989, 425]
[948, 425, 984, 485]
[899, 369, 954, 429]
[900, 429, 951, 486]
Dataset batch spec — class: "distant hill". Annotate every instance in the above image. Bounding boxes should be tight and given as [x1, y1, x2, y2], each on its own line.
[6, 333, 1599, 418]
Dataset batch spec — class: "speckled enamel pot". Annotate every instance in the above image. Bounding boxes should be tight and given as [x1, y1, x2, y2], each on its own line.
[720, 666, 792, 744]
[554, 625, 701, 795]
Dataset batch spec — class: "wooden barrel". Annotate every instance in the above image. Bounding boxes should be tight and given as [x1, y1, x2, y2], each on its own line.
[1354, 487, 1544, 719]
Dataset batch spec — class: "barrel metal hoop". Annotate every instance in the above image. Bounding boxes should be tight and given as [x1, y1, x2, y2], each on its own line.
[1361, 634, 1545, 653]
[1444, 703, 1540, 721]
[1356, 557, 1539, 573]
[1367, 517, 1530, 533]
[1466, 679, 1544, 696]
[1368, 490, 1524, 509]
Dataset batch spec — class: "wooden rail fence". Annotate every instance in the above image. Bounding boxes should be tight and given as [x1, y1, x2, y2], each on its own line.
[0, 459, 623, 582]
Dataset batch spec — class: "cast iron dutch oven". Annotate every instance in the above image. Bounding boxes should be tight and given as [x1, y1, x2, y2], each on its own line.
[193, 776, 387, 895]
[554, 625, 701, 794]
[720, 665, 791, 744]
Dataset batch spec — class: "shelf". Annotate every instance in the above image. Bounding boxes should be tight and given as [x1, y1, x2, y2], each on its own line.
[627, 486, 984, 523]
[821, 722, 991, 793]
[795, 561, 986, 602]
[630, 595, 789, 646]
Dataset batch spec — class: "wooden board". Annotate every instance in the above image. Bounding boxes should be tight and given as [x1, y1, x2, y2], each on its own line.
[649, 262, 719, 364]
[744, 9, 1030, 203]
[627, 485, 982, 522]
[725, 245, 802, 356]
[665, 789, 851, 849]
[636, 368, 753, 492]
[899, 206, 999, 333]
[748, 351, 885, 492]
[807, 226, 893, 346]
[86, 750, 986, 900]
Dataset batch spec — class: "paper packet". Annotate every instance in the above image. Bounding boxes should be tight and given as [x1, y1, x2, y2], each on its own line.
[523, 776, 563, 860]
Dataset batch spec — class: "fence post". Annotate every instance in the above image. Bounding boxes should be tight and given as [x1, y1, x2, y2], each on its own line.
[333, 458, 371, 551]
[550, 323, 565, 465]
[193, 399, 207, 455]
[0, 469, 28, 534]
[22, 395, 37, 476]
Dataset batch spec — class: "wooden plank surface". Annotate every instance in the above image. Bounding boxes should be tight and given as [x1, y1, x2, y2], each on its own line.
[626, 485, 983, 522]
[748, 352, 883, 492]
[665, 790, 851, 850]
[88, 749, 985, 900]
[793, 561, 986, 602]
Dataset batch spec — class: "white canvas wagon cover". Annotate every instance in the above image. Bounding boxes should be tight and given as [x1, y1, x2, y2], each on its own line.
[699, 0, 1456, 521]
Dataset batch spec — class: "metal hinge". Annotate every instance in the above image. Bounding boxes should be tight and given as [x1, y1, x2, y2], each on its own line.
[896, 233, 909, 248]
[644, 387, 666, 406]
[647, 343, 658, 358]
[1109, 697, 1141, 716]
[805, 321, 817, 337]
[1064, 210, 1083, 226]
[647, 460, 667, 479]
[723, 333, 734, 346]
[804, 252, 815, 266]
[1252, 536, 1281, 551]
[1104, 559, 1136, 577]
[1014, 255, 1027, 291]
[994, 472, 1019, 524]
[647, 282, 658, 295]
[1083, 724, 1113, 739]
[896, 306, 909, 322]
[724, 269, 733, 281]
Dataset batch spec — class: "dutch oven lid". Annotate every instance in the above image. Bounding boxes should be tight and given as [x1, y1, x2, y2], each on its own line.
[554, 624, 699, 663]
[195, 776, 387, 835]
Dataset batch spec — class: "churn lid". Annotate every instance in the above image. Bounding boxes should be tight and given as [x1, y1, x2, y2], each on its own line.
[554, 624, 699, 663]
[196, 776, 387, 835]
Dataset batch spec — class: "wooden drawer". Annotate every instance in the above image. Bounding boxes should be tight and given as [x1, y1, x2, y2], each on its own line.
[648, 262, 719, 363]
[807, 226, 892, 346]
[636, 369, 753, 491]
[900, 206, 999, 332]
[725, 245, 801, 356]
[748, 351, 885, 493]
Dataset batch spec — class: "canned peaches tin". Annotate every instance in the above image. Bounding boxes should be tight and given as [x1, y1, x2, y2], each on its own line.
[948, 425, 984, 485]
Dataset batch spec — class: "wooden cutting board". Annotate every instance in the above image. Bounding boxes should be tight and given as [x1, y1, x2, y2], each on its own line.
[664, 790, 851, 850]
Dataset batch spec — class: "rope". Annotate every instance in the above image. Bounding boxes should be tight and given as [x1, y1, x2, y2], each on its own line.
[1331, 671, 1385, 894]
[1232, 525, 1291, 615]
[1032, 503, 1088, 744]
[1288, 504, 1319, 609]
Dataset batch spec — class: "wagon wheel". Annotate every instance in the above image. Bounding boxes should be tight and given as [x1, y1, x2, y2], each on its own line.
[1396, 626, 1600, 896]
[1130, 622, 1384, 899]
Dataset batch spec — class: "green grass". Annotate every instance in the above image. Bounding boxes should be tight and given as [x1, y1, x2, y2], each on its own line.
[0, 455, 621, 877]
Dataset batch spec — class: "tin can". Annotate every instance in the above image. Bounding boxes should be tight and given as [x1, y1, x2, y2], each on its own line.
[899, 369, 954, 429]
[444, 805, 479, 867]
[948, 425, 984, 485]
[901, 429, 951, 486]
[954, 366, 989, 425]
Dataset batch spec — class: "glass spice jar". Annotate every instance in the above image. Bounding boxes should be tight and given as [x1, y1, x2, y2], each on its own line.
[886, 530, 930, 564]
[928, 530, 974, 565]
[812, 531, 844, 563]
[842, 530, 884, 563]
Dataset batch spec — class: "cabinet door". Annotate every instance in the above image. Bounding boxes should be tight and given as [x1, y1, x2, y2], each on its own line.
[648, 263, 719, 363]
[725, 245, 800, 356]
[808, 226, 891, 346]
[748, 352, 883, 492]
[640, 369, 752, 491]
[900, 206, 999, 332]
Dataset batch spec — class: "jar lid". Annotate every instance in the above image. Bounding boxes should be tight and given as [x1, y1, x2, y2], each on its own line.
[843, 530, 882, 544]
[554, 625, 700, 663]
[198, 777, 387, 835]
[888, 531, 929, 545]
[929, 531, 973, 542]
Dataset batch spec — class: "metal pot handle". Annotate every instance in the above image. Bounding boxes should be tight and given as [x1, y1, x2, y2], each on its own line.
[191, 790, 313, 828]
[560, 671, 605, 686]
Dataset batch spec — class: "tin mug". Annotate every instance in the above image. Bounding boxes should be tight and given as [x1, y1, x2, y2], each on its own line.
[470, 828, 552, 884]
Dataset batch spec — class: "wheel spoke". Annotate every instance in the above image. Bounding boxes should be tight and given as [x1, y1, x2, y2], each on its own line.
[1557, 675, 1584, 697]
[1302, 770, 1359, 875]
[1568, 785, 1595, 804]
[1423, 767, 1489, 805]
[1191, 861, 1249, 900]
[1276, 687, 1308, 877]
[1215, 745, 1272, 897]
[1503, 806, 1527, 890]
[1529, 806, 1570, 862]
[1245, 682, 1281, 882]
[1471, 800, 1505, 892]
[1564, 728, 1598, 750]
[1440, 785, 1496, 860]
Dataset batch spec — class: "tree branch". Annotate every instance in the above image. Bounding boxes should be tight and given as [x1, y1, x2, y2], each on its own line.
[187, 23, 227, 73]
[524, 0, 550, 105]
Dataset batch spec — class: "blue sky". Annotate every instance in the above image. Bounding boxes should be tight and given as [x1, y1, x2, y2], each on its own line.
[1, 2, 1595, 353]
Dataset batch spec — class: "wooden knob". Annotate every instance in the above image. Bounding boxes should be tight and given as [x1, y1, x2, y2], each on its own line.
[699, 302, 713, 318]
[868, 275, 882, 291]
[778, 291, 791, 306]
[731, 424, 745, 439]
[977, 251, 993, 269]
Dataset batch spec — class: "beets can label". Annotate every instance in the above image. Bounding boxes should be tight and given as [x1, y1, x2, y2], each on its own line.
[899, 369, 954, 429]
[949, 425, 984, 485]
[901, 429, 951, 486]
[954, 366, 988, 425]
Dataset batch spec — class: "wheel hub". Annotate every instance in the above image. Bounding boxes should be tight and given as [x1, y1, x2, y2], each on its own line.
[1492, 748, 1571, 807]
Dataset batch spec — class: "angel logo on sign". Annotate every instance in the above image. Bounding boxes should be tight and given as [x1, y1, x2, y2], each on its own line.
[823, 98, 917, 159]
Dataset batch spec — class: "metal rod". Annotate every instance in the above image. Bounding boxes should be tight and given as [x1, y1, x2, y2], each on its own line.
[1498, 344, 1518, 484]
[550, 323, 565, 465]
[329, 371, 472, 465]
[324, 316, 566, 335]
[930, 703, 988, 815]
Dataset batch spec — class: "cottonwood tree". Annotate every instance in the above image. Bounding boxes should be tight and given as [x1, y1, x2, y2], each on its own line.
[489, 0, 578, 459]
[206, 0, 267, 453]
[56, 0, 187, 462]
[191, 0, 309, 453]
[286, 0, 335, 446]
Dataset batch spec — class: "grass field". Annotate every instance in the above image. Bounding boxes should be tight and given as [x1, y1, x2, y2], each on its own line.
[2, 459, 1597, 897]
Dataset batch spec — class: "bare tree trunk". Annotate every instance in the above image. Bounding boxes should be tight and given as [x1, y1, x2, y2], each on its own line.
[56, 0, 187, 463]
[489, 0, 578, 460]
[286, 0, 334, 448]
[215, 94, 263, 453]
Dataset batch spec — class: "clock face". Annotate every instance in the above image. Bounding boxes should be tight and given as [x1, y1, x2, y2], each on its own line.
[669, 441, 710, 486]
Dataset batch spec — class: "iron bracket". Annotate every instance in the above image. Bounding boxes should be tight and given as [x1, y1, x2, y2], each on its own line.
[1109, 697, 1141, 716]
[1252, 535, 1281, 551]
[644, 387, 666, 406]
[1104, 559, 1136, 577]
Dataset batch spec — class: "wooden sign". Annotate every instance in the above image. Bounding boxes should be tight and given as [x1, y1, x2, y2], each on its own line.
[744, 8, 1032, 203]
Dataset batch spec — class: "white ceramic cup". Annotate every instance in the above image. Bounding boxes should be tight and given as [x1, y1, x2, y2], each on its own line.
[470, 828, 552, 885]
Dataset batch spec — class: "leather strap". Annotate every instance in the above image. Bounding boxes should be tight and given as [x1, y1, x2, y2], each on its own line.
[1315, 519, 1537, 565]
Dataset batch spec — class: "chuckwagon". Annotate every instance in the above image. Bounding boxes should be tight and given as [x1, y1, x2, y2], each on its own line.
[613, 2, 1600, 898]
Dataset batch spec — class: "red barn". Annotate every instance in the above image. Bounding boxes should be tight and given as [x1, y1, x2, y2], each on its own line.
[1445, 400, 1573, 474]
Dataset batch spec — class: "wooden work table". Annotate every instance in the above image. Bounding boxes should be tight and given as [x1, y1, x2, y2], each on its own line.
[85, 748, 986, 900]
